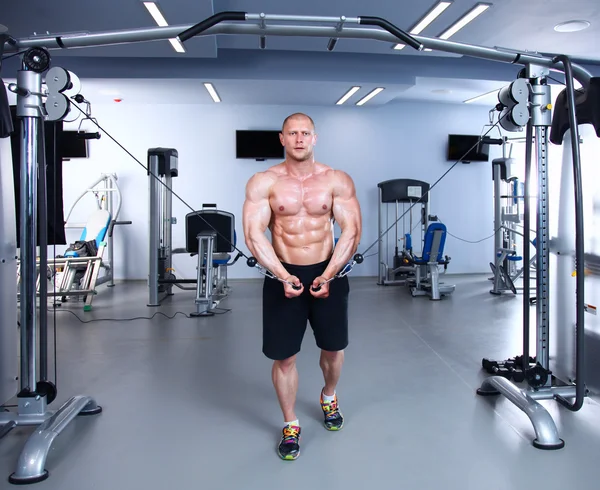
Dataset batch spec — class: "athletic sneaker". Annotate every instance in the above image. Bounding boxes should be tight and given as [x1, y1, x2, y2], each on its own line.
[320, 392, 344, 431]
[277, 425, 301, 460]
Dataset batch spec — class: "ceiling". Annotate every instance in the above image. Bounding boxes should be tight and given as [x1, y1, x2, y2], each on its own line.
[2, 0, 600, 106]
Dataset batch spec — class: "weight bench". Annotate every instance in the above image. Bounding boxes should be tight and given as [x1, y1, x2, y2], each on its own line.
[185, 204, 241, 316]
[17, 208, 129, 311]
[408, 222, 455, 300]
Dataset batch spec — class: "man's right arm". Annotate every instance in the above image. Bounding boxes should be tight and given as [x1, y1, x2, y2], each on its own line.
[242, 172, 290, 280]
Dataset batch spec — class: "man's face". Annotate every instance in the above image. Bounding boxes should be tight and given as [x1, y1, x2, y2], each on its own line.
[280, 117, 317, 162]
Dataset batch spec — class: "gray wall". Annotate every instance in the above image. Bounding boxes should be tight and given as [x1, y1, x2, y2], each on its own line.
[54, 88, 505, 280]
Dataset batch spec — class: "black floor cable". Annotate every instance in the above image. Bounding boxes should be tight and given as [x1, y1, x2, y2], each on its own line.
[49, 307, 231, 324]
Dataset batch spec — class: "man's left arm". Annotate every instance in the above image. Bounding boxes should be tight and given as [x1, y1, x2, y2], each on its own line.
[323, 170, 362, 280]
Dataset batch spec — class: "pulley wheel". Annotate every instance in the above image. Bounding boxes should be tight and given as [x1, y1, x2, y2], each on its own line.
[23, 47, 51, 73]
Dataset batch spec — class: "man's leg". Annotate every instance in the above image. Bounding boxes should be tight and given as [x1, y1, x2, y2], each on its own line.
[310, 272, 349, 431]
[318, 349, 345, 430]
[272, 355, 299, 423]
[320, 349, 344, 396]
[272, 354, 303, 461]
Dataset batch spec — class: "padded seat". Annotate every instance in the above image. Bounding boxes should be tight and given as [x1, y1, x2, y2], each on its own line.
[65, 209, 111, 257]
[412, 223, 449, 265]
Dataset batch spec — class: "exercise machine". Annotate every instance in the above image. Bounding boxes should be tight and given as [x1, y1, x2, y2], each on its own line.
[476, 69, 597, 449]
[147, 149, 240, 315]
[1, 61, 101, 484]
[377, 179, 454, 299]
[184, 204, 241, 316]
[377, 179, 430, 285]
[408, 222, 455, 300]
[3, 7, 598, 459]
[16, 173, 131, 311]
[147, 147, 179, 306]
[489, 156, 537, 295]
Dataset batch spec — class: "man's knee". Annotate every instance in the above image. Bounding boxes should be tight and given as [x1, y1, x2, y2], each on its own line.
[320, 349, 344, 362]
[274, 355, 297, 372]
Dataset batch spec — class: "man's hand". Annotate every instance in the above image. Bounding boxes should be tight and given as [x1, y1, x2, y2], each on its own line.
[310, 276, 330, 298]
[283, 275, 304, 298]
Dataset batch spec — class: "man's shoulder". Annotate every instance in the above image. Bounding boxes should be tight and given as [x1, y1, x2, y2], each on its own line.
[249, 165, 283, 183]
[318, 165, 352, 183]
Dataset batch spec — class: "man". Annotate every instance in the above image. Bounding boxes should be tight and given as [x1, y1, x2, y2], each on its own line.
[242, 113, 362, 460]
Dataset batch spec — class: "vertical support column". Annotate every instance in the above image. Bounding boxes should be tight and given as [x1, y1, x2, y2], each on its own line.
[162, 172, 173, 296]
[493, 162, 502, 258]
[107, 175, 115, 287]
[37, 122, 48, 382]
[535, 126, 550, 371]
[377, 187, 384, 284]
[147, 154, 160, 307]
[17, 69, 43, 393]
[528, 71, 553, 376]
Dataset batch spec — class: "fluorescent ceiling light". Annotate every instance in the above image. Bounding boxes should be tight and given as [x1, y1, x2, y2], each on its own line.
[169, 38, 186, 53]
[142, 1, 186, 53]
[204, 82, 221, 103]
[463, 88, 501, 104]
[439, 3, 491, 40]
[143, 2, 168, 27]
[336, 86, 361, 105]
[394, 1, 452, 50]
[356, 88, 384, 106]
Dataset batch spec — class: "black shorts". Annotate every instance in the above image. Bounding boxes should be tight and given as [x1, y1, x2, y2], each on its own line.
[262, 259, 350, 360]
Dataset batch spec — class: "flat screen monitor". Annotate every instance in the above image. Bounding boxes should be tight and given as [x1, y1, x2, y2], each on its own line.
[447, 134, 489, 162]
[236, 130, 284, 160]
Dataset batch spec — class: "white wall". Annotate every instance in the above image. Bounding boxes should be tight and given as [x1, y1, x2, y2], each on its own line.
[57, 91, 504, 281]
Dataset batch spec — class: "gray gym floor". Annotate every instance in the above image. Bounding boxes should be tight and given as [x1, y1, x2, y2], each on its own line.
[2, 275, 600, 490]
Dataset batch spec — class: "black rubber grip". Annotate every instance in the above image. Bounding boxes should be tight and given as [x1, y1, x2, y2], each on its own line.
[354, 253, 364, 264]
[247, 257, 258, 267]
[292, 284, 302, 291]
[311, 285, 322, 292]
[178, 11, 247, 42]
[358, 16, 423, 51]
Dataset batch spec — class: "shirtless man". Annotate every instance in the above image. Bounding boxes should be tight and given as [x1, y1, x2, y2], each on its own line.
[242, 113, 362, 460]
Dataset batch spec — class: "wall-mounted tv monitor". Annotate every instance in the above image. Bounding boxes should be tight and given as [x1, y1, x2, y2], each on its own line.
[236, 130, 284, 160]
[447, 134, 489, 162]
[60, 130, 89, 159]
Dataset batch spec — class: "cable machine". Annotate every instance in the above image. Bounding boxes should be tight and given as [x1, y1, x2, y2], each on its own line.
[1, 9, 599, 482]
[377, 179, 430, 286]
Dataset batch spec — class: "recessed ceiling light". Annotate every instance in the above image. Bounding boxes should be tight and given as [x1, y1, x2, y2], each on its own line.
[394, 1, 452, 50]
[554, 20, 591, 32]
[356, 88, 385, 106]
[336, 86, 361, 105]
[432, 89, 452, 94]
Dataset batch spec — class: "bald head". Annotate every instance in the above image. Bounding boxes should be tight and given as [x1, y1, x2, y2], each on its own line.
[282, 113, 315, 133]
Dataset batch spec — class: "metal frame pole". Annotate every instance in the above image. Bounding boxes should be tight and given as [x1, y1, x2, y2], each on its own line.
[147, 154, 160, 306]
[3, 13, 593, 86]
[17, 69, 42, 393]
